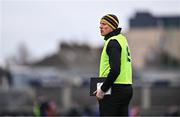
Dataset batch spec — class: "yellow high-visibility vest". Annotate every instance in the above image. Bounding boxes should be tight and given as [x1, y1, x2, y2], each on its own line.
[99, 34, 132, 84]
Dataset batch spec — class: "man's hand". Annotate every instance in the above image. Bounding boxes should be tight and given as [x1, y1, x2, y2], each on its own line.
[93, 89, 105, 100]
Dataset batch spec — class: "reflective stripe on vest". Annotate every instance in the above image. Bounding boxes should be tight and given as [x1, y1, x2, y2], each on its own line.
[99, 34, 132, 84]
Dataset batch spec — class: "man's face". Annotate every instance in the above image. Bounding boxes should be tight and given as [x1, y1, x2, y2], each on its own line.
[100, 21, 113, 36]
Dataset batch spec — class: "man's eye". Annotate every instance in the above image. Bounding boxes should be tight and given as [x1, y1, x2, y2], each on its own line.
[102, 24, 107, 26]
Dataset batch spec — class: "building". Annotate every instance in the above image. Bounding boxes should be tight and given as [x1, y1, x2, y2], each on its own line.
[127, 12, 180, 69]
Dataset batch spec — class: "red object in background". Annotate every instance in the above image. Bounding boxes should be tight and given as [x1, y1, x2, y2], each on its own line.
[47, 100, 57, 116]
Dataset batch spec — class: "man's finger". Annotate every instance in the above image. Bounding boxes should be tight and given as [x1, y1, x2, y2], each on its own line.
[93, 90, 97, 94]
[97, 96, 103, 100]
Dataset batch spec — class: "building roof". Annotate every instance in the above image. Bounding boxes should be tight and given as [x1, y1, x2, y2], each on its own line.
[130, 12, 180, 28]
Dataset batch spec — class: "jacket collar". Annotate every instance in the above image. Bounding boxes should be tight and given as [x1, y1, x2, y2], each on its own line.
[104, 28, 122, 41]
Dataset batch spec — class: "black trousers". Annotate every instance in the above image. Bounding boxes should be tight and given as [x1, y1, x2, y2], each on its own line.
[98, 84, 133, 116]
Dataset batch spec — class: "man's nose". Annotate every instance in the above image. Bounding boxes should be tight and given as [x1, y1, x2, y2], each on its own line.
[99, 25, 103, 29]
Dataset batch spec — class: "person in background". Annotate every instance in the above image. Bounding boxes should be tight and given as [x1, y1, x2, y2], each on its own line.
[33, 96, 57, 116]
[33, 100, 41, 117]
[46, 100, 57, 116]
[94, 14, 133, 116]
[129, 105, 140, 117]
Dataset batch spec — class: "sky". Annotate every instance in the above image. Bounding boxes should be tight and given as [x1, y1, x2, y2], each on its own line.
[0, 0, 180, 66]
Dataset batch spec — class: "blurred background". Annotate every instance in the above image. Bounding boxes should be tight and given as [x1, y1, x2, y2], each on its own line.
[0, 0, 180, 116]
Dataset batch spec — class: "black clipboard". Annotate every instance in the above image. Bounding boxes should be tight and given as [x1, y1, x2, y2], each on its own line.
[90, 77, 106, 96]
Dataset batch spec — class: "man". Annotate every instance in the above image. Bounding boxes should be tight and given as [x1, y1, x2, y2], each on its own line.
[94, 14, 133, 116]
